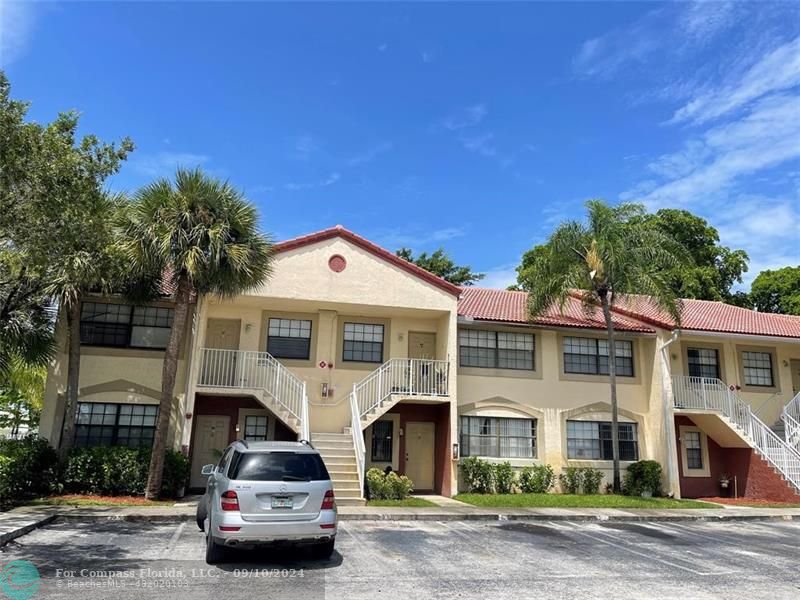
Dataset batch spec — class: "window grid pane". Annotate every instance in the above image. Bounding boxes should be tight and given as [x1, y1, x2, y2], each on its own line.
[267, 318, 313, 359]
[687, 348, 720, 379]
[80, 302, 173, 349]
[343, 323, 384, 363]
[459, 416, 536, 458]
[371, 420, 393, 462]
[74, 402, 157, 448]
[567, 420, 638, 461]
[244, 415, 268, 441]
[564, 337, 635, 377]
[459, 330, 534, 370]
[741, 351, 773, 387]
[684, 431, 703, 469]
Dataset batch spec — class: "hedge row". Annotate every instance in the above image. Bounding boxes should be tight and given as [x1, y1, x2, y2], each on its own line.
[0, 436, 191, 510]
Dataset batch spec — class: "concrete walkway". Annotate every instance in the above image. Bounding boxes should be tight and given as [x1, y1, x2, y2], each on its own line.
[2, 500, 800, 546]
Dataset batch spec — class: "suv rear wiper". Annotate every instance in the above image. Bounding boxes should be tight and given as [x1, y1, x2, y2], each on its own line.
[281, 475, 311, 481]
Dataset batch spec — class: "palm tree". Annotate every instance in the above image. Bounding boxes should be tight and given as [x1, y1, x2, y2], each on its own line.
[523, 200, 688, 493]
[119, 168, 274, 499]
[45, 192, 124, 458]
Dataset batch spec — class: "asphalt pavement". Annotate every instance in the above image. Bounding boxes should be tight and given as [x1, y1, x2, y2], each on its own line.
[1, 518, 798, 599]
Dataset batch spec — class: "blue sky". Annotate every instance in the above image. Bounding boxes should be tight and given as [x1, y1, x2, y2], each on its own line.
[2, 1, 799, 290]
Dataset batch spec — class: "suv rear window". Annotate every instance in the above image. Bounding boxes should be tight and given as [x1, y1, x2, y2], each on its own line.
[228, 451, 330, 481]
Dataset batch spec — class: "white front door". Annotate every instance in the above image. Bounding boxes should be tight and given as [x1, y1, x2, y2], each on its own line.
[190, 415, 230, 489]
[405, 421, 435, 491]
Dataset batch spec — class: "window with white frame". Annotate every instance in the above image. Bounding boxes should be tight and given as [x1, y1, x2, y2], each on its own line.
[80, 302, 174, 349]
[74, 402, 158, 448]
[741, 351, 774, 387]
[566, 420, 638, 461]
[687, 347, 720, 380]
[460, 416, 537, 458]
[459, 329, 534, 370]
[563, 337, 634, 377]
[267, 318, 312, 359]
[243, 415, 268, 441]
[684, 430, 703, 469]
[342, 323, 384, 363]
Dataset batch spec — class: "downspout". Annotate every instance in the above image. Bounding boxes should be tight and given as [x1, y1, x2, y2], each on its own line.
[658, 330, 681, 497]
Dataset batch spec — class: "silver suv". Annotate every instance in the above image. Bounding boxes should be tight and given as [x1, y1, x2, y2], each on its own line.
[196, 440, 337, 563]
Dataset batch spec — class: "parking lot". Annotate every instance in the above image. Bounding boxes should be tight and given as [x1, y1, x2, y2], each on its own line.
[1, 518, 798, 599]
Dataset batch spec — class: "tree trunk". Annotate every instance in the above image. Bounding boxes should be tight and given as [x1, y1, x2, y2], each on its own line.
[59, 300, 82, 460]
[600, 293, 621, 493]
[145, 273, 192, 500]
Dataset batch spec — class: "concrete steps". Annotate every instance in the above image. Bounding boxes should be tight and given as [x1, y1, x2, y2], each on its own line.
[311, 432, 365, 507]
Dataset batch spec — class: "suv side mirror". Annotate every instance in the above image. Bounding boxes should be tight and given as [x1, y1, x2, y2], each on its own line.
[201, 464, 215, 476]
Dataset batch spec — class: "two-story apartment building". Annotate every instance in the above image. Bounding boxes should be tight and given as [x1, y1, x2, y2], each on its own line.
[39, 226, 800, 504]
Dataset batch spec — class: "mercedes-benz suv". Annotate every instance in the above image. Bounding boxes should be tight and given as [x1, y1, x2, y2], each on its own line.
[196, 440, 337, 563]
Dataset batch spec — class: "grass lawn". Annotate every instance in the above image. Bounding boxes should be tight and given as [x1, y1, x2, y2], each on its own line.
[29, 494, 175, 507]
[700, 497, 800, 508]
[453, 493, 713, 509]
[366, 498, 438, 507]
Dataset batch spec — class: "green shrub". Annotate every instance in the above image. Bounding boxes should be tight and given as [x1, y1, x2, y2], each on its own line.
[162, 450, 191, 497]
[63, 446, 190, 498]
[623, 460, 663, 497]
[385, 471, 414, 499]
[0, 435, 59, 509]
[519, 464, 555, 494]
[581, 468, 604, 494]
[559, 467, 583, 494]
[460, 457, 494, 494]
[366, 468, 414, 500]
[493, 462, 516, 494]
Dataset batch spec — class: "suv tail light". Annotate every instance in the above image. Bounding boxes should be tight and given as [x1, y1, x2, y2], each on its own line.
[221, 490, 239, 511]
[321, 489, 335, 510]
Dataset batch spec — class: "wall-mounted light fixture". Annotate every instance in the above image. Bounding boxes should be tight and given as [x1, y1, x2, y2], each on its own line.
[783, 359, 790, 367]
[452, 443, 459, 460]
[245, 322, 253, 332]
[235, 424, 240, 433]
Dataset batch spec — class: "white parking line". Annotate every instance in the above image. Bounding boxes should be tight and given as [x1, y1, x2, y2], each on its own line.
[554, 522, 737, 576]
[162, 522, 186, 558]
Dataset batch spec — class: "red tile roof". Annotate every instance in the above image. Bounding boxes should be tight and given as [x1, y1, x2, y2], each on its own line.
[612, 295, 800, 339]
[273, 225, 462, 296]
[457, 287, 655, 333]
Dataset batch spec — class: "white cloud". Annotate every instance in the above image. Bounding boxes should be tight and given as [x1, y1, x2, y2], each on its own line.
[284, 172, 340, 191]
[441, 104, 487, 131]
[421, 51, 434, 64]
[633, 94, 800, 207]
[460, 133, 497, 158]
[131, 152, 210, 177]
[481, 263, 518, 290]
[377, 43, 388, 52]
[375, 225, 468, 249]
[0, 0, 39, 66]
[347, 141, 393, 167]
[289, 134, 320, 160]
[670, 36, 800, 125]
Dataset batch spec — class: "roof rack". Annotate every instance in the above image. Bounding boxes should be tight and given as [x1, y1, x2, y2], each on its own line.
[237, 439, 249, 449]
[299, 439, 315, 449]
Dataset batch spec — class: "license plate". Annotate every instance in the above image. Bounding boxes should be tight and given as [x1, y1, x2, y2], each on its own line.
[271, 496, 293, 509]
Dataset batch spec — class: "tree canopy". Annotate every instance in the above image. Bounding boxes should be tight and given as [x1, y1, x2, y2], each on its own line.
[750, 266, 800, 315]
[396, 247, 484, 286]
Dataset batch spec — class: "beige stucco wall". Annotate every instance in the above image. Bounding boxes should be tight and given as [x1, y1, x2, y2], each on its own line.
[456, 326, 665, 492]
[669, 334, 800, 427]
[40, 302, 193, 450]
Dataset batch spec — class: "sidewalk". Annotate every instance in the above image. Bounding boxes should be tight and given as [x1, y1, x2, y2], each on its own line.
[2, 499, 799, 546]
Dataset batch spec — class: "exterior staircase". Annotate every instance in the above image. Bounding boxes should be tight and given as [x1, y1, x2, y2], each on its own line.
[197, 348, 310, 439]
[311, 432, 365, 506]
[672, 376, 800, 494]
[781, 390, 800, 450]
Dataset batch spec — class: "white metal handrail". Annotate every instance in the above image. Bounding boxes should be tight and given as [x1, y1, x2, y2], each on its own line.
[350, 358, 450, 419]
[198, 348, 306, 425]
[782, 390, 800, 449]
[672, 376, 800, 493]
[349, 388, 366, 500]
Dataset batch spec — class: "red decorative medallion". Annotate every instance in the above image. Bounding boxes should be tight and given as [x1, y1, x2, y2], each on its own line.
[328, 254, 347, 272]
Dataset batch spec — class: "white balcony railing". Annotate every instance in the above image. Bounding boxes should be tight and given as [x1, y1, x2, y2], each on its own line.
[197, 348, 309, 436]
[672, 375, 800, 493]
[350, 358, 449, 419]
[782, 390, 800, 449]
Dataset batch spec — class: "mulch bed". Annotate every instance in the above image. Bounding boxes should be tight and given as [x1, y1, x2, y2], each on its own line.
[39, 494, 172, 506]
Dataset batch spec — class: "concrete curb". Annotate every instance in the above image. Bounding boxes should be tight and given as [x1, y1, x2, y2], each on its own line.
[0, 514, 57, 546]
